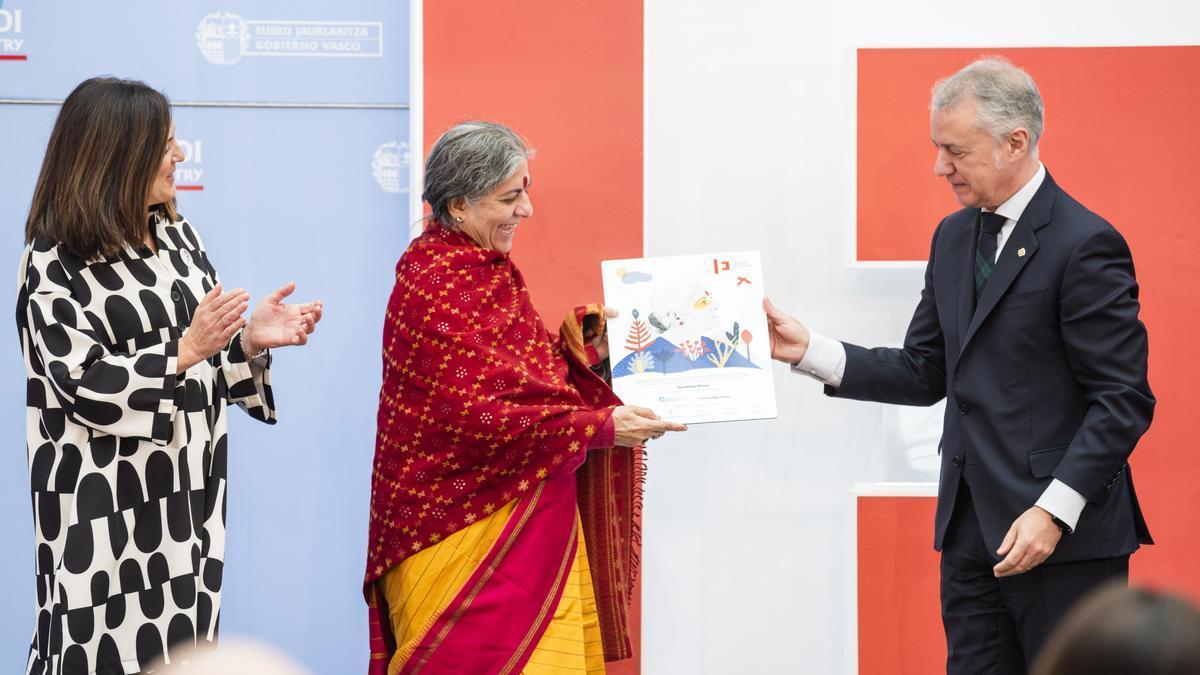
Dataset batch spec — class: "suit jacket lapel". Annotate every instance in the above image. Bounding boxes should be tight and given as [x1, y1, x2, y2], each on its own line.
[960, 173, 1058, 354]
[955, 211, 984, 345]
[955, 212, 979, 347]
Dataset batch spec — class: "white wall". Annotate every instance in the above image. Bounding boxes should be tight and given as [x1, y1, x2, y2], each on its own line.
[640, 1, 1200, 672]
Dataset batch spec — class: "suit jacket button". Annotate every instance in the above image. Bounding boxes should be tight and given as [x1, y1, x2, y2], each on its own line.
[957, 402, 970, 415]
[952, 455, 964, 468]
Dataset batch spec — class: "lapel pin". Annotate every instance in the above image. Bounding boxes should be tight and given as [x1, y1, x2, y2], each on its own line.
[1017, 247, 1026, 257]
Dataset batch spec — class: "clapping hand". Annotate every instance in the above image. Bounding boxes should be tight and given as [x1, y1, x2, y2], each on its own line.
[242, 282, 324, 356]
[179, 284, 249, 370]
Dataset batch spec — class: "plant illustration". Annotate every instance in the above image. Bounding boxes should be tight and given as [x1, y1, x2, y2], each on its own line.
[677, 339, 709, 361]
[706, 321, 743, 368]
[624, 309, 654, 373]
[741, 328, 753, 363]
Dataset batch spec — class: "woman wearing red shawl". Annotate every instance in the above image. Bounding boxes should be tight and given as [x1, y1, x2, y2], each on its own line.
[365, 122, 685, 674]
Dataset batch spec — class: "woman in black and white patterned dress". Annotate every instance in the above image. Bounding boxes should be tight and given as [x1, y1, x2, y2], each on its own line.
[17, 77, 324, 675]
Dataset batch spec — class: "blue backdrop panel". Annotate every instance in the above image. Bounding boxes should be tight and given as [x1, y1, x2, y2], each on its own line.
[0, 0, 408, 104]
[0, 105, 411, 675]
[0, 1, 412, 673]
[168, 105, 411, 674]
[0, 103, 58, 674]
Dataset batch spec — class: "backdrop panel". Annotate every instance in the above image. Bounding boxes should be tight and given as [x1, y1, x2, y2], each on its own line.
[0, 1, 411, 672]
[857, 45, 1200, 602]
[423, 0, 644, 327]
[0, 0, 408, 104]
[422, 2, 645, 671]
[856, 492, 942, 674]
[0, 105, 59, 673]
[0, 102, 411, 675]
[643, 2, 1200, 673]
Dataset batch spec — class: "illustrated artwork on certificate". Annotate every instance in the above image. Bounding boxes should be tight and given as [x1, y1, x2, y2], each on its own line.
[601, 251, 777, 424]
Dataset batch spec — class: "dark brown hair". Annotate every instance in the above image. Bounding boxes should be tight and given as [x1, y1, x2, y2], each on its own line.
[1033, 584, 1200, 675]
[24, 77, 177, 259]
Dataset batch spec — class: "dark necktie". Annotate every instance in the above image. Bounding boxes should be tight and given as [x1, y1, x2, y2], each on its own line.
[974, 211, 1007, 301]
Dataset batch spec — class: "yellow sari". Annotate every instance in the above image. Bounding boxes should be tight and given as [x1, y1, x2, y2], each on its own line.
[378, 493, 605, 674]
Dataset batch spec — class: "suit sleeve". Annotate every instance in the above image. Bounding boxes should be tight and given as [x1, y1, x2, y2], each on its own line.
[1052, 227, 1154, 504]
[829, 220, 948, 407]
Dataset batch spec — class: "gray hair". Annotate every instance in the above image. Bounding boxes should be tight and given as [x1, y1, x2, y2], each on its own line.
[422, 121, 532, 227]
[931, 57, 1044, 150]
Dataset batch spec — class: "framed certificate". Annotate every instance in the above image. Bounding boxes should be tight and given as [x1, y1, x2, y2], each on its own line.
[601, 251, 777, 424]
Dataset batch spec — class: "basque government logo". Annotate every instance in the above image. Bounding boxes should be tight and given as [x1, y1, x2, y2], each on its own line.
[0, 6, 27, 61]
[372, 141, 411, 194]
[196, 11, 383, 65]
[195, 13, 248, 65]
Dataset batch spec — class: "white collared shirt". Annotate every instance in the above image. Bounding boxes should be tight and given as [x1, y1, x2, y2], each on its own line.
[987, 162, 1045, 263]
[794, 161, 1087, 530]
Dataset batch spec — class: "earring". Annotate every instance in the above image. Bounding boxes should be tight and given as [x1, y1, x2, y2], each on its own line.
[455, 216, 464, 223]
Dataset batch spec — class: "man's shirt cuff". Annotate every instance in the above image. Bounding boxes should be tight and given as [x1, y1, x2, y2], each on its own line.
[1035, 479, 1087, 532]
[791, 330, 846, 388]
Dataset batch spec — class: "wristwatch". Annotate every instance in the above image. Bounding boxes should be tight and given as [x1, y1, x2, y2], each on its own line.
[1049, 514, 1073, 535]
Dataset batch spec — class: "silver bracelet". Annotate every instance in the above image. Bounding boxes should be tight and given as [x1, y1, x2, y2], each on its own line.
[240, 327, 265, 360]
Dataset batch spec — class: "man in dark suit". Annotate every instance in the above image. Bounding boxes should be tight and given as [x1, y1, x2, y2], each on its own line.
[765, 58, 1154, 673]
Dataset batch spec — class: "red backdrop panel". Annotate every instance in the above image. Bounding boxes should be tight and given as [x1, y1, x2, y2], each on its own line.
[858, 496, 944, 674]
[424, 2, 644, 672]
[858, 45, 1200, 595]
[424, 0, 644, 326]
[857, 45, 1200, 670]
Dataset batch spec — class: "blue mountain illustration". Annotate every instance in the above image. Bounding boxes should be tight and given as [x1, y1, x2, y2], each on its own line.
[613, 336, 759, 378]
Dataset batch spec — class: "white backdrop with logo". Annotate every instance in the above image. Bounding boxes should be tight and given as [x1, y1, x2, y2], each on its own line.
[638, 1, 1200, 673]
[0, 2, 412, 673]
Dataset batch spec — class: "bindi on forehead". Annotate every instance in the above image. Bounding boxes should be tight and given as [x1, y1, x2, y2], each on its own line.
[522, 175, 529, 189]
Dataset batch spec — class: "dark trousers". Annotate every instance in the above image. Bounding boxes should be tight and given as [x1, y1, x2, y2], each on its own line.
[940, 481, 1128, 674]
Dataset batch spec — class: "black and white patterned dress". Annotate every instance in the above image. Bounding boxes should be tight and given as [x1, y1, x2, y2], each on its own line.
[16, 213, 276, 675]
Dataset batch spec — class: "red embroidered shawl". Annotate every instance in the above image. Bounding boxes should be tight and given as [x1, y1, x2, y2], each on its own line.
[366, 224, 639, 661]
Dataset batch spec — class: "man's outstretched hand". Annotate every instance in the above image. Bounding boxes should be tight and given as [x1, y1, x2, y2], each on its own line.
[763, 297, 811, 365]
